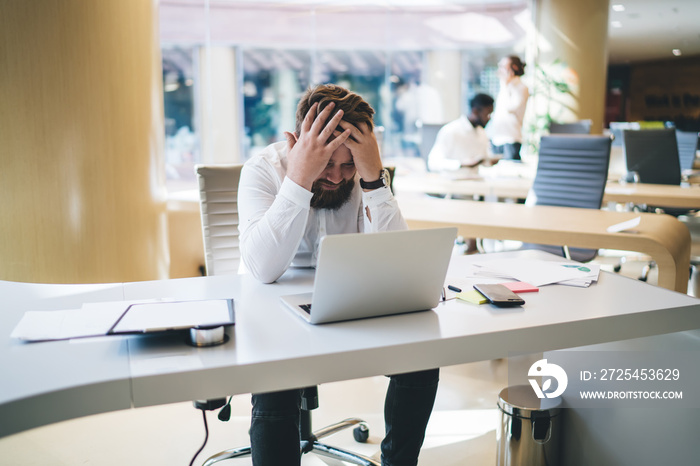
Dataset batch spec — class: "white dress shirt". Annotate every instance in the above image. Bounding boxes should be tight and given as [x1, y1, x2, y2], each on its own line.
[238, 141, 407, 283]
[487, 76, 529, 146]
[427, 116, 490, 175]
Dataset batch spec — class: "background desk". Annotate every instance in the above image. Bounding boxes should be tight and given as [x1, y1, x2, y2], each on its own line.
[603, 182, 700, 209]
[393, 173, 531, 200]
[4, 251, 700, 439]
[397, 195, 691, 292]
[393, 174, 700, 209]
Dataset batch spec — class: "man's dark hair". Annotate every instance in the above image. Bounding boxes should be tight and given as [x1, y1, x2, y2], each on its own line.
[469, 93, 495, 111]
[508, 55, 526, 76]
[295, 84, 374, 136]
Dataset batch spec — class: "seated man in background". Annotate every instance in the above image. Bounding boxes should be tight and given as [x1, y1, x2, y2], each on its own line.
[427, 93, 495, 177]
[238, 83, 439, 466]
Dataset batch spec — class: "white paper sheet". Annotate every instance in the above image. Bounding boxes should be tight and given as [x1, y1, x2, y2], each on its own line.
[469, 259, 600, 287]
[607, 216, 641, 233]
[11, 299, 155, 342]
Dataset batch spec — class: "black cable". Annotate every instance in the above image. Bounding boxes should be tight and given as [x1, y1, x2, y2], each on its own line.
[189, 409, 209, 466]
[218, 396, 233, 422]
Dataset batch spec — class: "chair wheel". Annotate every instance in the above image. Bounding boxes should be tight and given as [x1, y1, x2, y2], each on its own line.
[638, 275, 647, 282]
[353, 425, 370, 443]
[613, 265, 621, 273]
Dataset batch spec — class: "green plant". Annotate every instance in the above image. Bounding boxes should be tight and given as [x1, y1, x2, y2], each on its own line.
[524, 58, 577, 154]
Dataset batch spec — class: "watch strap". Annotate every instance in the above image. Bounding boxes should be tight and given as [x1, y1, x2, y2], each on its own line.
[360, 169, 388, 190]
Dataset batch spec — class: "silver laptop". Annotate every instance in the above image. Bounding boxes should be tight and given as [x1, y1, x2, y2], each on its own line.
[281, 227, 457, 324]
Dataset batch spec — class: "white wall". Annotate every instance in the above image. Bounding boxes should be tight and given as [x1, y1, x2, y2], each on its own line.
[560, 329, 700, 465]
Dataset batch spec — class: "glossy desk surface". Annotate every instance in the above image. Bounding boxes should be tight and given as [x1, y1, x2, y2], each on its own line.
[3, 251, 700, 437]
[398, 195, 691, 293]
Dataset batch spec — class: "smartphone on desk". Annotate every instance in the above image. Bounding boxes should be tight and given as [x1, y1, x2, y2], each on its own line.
[473, 284, 525, 306]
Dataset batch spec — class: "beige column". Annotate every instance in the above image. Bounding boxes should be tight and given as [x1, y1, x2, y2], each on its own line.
[425, 50, 462, 124]
[0, 0, 168, 283]
[197, 46, 241, 164]
[532, 0, 610, 134]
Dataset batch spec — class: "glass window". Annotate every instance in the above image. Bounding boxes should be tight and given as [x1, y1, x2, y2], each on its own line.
[240, 48, 426, 160]
[242, 49, 312, 158]
[162, 45, 199, 192]
[159, 1, 531, 191]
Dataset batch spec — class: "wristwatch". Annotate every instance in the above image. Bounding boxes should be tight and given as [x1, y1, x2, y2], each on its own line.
[360, 168, 390, 190]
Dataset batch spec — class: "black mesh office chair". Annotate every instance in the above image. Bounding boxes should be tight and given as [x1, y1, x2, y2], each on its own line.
[621, 129, 694, 280]
[676, 129, 699, 172]
[623, 128, 681, 186]
[549, 119, 592, 135]
[521, 134, 612, 262]
[195, 164, 379, 466]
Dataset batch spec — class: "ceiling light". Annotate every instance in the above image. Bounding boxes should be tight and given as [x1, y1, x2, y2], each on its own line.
[672, 49, 682, 56]
[611, 21, 622, 28]
[612, 4, 625, 12]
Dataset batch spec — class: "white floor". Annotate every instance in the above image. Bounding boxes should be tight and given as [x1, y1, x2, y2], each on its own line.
[0, 255, 666, 465]
[0, 357, 541, 466]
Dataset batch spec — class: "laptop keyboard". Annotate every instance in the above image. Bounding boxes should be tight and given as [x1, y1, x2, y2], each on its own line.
[300, 304, 312, 314]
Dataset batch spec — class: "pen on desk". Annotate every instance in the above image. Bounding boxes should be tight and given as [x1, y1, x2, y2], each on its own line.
[447, 285, 462, 293]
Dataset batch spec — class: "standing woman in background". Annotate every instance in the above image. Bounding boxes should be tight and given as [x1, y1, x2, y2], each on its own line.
[488, 55, 529, 161]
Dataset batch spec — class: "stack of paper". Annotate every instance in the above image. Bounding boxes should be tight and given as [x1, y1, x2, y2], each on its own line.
[10, 300, 156, 342]
[464, 259, 600, 288]
[10, 298, 235, 342]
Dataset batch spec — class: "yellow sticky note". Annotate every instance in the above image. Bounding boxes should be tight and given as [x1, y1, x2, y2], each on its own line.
[456, 290, 488, 305]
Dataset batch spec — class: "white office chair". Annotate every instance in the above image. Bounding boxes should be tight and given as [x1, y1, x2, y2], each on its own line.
[194, 164, 379, 466]
[196, 164, 244, 276]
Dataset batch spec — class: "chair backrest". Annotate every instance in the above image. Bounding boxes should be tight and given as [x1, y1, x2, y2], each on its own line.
[528, 134, 612, 209]
[549, 119, 592, 135]
[609, 122, 640, 147]
[419, 123, 444, 171]
[676, 130, 699, 171]
[623, 128, 680, 185]
[195, 164, 244, 276]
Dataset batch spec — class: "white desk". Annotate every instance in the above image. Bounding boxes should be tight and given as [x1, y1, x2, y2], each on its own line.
[0, 281, 131, 437]
[3, 250, 700, 438]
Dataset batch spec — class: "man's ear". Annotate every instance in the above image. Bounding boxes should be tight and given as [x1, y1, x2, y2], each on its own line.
[284, 131, 298, 150]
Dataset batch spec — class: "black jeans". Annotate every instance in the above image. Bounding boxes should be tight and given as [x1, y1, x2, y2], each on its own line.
[491, 142, 522, 161]
[250, 368, 440, 466]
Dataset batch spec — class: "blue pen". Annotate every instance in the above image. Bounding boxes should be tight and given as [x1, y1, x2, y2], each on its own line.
[447, 285, 462, 293]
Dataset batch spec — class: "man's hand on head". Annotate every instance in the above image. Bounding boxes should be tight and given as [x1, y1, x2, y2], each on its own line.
[285, 102, 352, 190]
[337, 121, 383, 186]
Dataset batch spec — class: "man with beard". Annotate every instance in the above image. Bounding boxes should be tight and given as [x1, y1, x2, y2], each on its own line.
[237, 84, 439, 466]
[427, 93, 496, 177]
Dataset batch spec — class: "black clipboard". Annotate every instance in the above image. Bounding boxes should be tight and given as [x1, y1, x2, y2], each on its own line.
[108, 299, 235, 335]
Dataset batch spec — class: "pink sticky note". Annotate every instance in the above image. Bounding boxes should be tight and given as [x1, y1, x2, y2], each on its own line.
[502, 281, 539, 293]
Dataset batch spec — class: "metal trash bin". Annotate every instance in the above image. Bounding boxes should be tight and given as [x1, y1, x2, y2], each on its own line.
[497, 385, 561, 466]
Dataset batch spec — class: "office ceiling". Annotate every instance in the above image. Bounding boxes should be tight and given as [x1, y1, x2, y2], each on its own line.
[607, 0, 700, 63]
[160, 0, 700, 64]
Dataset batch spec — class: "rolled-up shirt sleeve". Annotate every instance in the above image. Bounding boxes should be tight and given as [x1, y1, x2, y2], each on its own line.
[238, 162, 312, 284]
[361, 186, 408, 233]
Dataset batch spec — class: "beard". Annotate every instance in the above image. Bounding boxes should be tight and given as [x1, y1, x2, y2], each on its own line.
[310, 178, 355, 210]
[472, 116, 488, 128]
